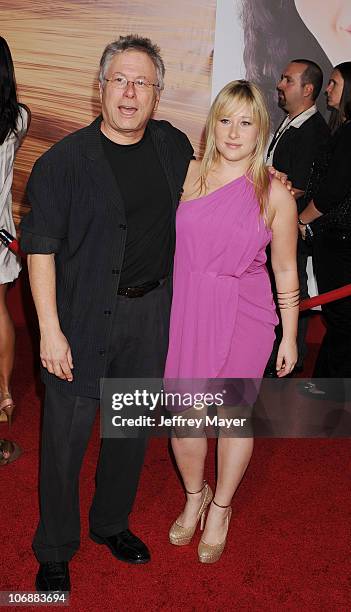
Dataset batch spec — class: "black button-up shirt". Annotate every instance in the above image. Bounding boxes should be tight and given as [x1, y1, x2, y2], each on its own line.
[20, 115, 193, 397]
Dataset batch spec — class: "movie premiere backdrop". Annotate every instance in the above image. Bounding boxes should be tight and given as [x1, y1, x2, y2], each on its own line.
[2, 0, 347, 226]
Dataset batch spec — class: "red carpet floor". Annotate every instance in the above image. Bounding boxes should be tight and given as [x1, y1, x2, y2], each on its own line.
[1, 277, 350, 611]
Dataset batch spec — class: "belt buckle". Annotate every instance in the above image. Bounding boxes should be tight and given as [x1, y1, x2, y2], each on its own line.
[128, 286, 144, 297]
[118, 280, 161, 298]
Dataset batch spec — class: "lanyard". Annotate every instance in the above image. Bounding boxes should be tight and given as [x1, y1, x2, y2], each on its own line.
[266, 110, 306, 161]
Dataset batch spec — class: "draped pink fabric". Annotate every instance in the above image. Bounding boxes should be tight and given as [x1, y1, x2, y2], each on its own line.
[164, 175, 278, 378]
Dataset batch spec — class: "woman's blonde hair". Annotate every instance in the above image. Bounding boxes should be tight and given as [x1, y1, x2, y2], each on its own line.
[199, 80, 271, 216]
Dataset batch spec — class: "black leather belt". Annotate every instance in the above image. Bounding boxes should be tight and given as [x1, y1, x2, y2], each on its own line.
[117, 280, 162, 298]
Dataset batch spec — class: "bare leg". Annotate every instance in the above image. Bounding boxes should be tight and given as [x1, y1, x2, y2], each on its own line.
[0, 283, 15, 398]
[171, 435, 208, 528]
[201, 436, 253, 543]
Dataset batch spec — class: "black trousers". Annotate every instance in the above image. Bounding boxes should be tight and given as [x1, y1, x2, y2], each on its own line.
[33, 283, 170, 562]
[312, 234, 351, 377]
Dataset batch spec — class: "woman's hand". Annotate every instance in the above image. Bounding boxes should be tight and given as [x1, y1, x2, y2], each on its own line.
[276, 337, 298, 377]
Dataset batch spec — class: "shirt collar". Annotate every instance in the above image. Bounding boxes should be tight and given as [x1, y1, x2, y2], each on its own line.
[286, 104, 318, 129]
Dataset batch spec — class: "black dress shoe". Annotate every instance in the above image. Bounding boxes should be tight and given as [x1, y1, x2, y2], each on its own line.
[90, 529, 150, 564]
[298, 381, 345, 402]
[35, 561, 71, 592]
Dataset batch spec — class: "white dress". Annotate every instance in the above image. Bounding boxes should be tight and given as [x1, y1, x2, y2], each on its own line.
[0, 105, 28, 284]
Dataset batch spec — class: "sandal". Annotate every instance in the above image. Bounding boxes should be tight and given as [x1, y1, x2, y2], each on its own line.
[0, 393, 15, 427]
[0, 439, 22, 465]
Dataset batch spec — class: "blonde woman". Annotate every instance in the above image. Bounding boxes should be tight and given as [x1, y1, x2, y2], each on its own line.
[164, 81, 299, 563]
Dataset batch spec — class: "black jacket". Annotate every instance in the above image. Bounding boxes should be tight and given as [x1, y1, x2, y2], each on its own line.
[313, 120, 351, 213]
[20, 115, 193, 397]
[273, 110, 330, 213]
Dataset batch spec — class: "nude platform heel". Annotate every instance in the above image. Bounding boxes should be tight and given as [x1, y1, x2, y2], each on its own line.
[169, 481, 213, 546]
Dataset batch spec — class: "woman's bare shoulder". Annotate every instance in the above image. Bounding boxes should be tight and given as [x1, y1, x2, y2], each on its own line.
[269, 176, 296, 209]
[265, 177, 296, 228]
[268, 177, 297, 227]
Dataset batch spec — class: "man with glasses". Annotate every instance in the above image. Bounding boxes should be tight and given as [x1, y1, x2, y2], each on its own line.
[20, 35, 193, 591]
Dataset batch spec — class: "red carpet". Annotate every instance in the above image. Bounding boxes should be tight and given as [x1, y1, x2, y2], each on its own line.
[1, 275, 350, 611]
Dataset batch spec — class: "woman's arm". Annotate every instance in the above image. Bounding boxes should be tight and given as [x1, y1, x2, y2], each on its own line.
[269, 179, 299, 377]
[299, 124, 351, 235]
[298, 199, 322, 223]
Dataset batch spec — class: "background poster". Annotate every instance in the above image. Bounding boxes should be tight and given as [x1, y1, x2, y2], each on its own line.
[212, 0, 340, 123]
[1, 0, 216, 225]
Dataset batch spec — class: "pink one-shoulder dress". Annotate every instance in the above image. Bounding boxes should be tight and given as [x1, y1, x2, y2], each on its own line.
[164, 175, 278, 379]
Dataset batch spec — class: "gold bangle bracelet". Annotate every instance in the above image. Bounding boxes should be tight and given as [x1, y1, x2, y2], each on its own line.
[278, 302, 300, 309]
[277, 296, 300, 302]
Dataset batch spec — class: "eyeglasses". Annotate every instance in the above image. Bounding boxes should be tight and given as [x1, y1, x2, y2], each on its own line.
[104, 73, 160, 91]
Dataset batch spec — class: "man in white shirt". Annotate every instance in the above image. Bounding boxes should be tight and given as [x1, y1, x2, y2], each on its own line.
[265, 59, 330, 376]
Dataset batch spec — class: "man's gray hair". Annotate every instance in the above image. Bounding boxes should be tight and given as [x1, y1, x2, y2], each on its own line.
[99, 34, 165, 90]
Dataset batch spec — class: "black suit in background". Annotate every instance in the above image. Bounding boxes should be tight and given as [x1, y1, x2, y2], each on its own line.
[309, 121, 351, 378]
[20, 116, 193, 562]
[266, 110, 330, 372]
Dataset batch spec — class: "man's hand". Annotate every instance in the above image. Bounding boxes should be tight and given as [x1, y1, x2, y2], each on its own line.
[27, 254, 74, 381]
[268, 166, 295, 196]
[298, 223, 307, 240]
[40, 328, 74, 381]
